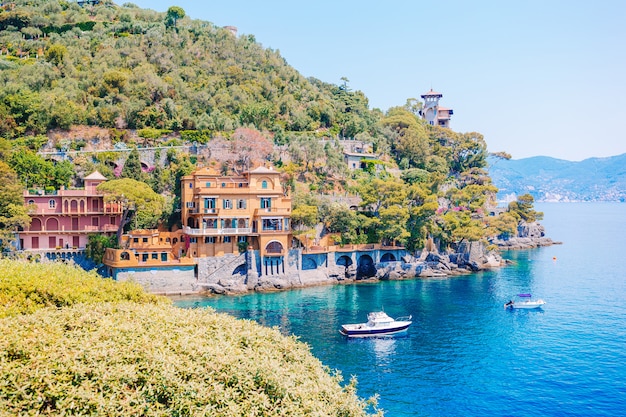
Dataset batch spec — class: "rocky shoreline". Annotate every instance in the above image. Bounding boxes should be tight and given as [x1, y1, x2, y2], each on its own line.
[161, 221, 560, 297]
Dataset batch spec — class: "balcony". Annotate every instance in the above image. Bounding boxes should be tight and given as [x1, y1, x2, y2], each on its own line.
[254, 207, 291, 216]
[183, 226, 252, 236]
[187, 208, 219, 215]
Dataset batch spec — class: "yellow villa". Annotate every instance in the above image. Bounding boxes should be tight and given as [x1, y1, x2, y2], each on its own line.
[181, 166, 292, 267]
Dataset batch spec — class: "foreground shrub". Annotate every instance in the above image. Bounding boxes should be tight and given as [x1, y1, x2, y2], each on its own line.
[0, 259, 167, 318]
[0, 303, 379, 416]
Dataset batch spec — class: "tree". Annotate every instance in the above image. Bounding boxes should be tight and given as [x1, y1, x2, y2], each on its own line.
[97, 179, 166, 245]
[291, 205, 319, 230]
[378, 205, 410, 246]
[508, 194, 543, 222]
[0, 162, 31, 252]
[85, 234, 118, 265]
[230, 127, 273, 173]
[166, 6, 185, 28]
[121, 147, 144, 181]
[45, 44, 67, 66]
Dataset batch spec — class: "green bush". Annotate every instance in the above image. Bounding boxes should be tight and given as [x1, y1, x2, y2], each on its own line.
[0, 302, 377, 416]
[0, 260, 167, 318]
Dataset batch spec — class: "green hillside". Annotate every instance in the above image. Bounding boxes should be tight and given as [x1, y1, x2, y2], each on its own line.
[0, 0, 530, 251]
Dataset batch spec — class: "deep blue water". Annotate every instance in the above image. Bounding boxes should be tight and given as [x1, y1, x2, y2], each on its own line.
[174, 203, 626, 416]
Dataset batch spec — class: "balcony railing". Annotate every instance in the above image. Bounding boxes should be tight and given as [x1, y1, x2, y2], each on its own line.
[183, 226, 252, 236]
[254, 207, 291, 216]
[187, 208, 219, 215]
[22, 224, 118, 233]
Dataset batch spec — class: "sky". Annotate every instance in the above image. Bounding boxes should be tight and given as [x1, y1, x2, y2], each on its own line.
[126, 0, 626, 161]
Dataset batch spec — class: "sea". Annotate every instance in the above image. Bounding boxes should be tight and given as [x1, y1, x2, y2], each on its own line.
[173, 203, 626, 417]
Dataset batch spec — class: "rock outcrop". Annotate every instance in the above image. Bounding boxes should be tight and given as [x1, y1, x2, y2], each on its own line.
[491, 221, 562, 249]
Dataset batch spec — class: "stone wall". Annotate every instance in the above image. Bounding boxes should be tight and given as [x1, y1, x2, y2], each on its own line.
[115, 266, 197, 294]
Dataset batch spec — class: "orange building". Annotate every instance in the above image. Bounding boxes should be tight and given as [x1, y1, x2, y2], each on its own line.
[181, 166, 292, 265]
[103, 229, 195, 273]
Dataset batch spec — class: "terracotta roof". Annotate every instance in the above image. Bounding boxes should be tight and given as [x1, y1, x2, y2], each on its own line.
[249, 166, 276, 174]
[84, 171, 107, 181]
[421, 88, 443, 97]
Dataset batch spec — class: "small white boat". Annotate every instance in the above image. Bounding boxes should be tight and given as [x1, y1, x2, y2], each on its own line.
[504, 293, 546, 310]
[340, 311, 412, 338]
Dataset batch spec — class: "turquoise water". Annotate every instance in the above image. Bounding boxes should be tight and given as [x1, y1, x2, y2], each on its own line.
[174, 203, 626, 416]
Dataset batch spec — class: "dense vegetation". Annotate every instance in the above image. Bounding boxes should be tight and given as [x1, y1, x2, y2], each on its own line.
[0, 259, 379, 416]
[0, 0, 532, 254]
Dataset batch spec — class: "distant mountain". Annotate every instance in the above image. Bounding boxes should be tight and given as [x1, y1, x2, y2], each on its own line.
[487, 154, 626, 202]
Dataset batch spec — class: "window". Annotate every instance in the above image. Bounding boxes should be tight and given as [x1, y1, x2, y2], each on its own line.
[110, 217, 116, 225]
[48, 200, 56, 209]
[133, 238, 139, 243]
[27, 199, 34, 205]
[142, 253, 148, 262]
[223, 199, 232, 209]
[260, 198, 271, 209]
[161, 253, 168, 262]
[188, 182, 193, 188]
[238, 236, 247, 243]
[223, 236, 232, 243]
[189, 237, 197, 243]
[186, 202, 195, 208]
[204, 236, 215, 243]
[262, 180, 268, 189]
[221, 182, 226, 188]
[262, 218, 282, 231]
[204, 198, 216, 209]
[142, 238, 148, 243]
[237, 199, 246, 209]
[151, 253, 158, 260]
[205, 182, 211, 187]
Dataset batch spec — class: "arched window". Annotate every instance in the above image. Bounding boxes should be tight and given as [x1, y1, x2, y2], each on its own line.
[261, 180, 268, 189]
[49, 200, 56, 209]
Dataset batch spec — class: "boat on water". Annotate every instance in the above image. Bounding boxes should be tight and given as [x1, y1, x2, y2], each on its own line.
[340, 311, 412, 338]
[504, 293, 546, 310]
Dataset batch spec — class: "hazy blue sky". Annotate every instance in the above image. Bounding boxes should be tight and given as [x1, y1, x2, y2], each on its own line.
[127, 0, 626, 161]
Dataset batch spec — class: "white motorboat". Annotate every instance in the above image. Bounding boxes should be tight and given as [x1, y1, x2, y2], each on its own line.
[340, 311, 412, 338]
[504, 293, 546, 310]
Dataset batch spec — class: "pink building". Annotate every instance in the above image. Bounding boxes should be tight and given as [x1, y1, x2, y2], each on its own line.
[19, 172, 123, 253]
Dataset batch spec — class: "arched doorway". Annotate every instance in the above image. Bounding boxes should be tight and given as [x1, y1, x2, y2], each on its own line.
[357, 254, 376, 279]
[380, 253, 397, 263]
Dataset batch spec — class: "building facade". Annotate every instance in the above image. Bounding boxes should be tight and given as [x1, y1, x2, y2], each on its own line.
[420, 89, 454, 128]
[19, 171, 122, 254]
[180, 166, 292, 269]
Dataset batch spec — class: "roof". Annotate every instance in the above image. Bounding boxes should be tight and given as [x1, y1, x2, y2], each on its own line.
[249, 166, 276, 174]
[84, 171, 107, 181]
[421, 88, 443, 98]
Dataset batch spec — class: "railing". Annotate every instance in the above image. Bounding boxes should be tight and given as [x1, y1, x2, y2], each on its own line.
[22, 224, 118, 233]
[187, 208, 219, 215]
[254, 207, 291, 216]
[183, 226, 252, 236]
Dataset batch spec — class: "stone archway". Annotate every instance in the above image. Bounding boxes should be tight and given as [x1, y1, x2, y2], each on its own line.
[380, 253, 397, 263]
[357, 254, 376, 279]
[232, 263, 247, 276]
[336, 255, 353, 267]
[302, 257, 317, 270]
